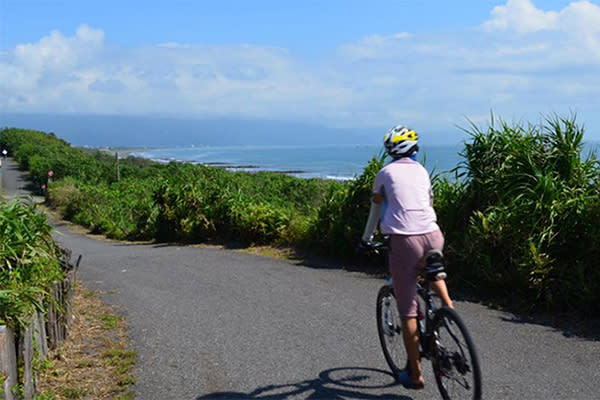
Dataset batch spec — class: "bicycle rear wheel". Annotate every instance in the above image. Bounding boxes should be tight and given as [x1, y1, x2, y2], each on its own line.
[376, 285, 405, 376]
[430, 307, 482, 400]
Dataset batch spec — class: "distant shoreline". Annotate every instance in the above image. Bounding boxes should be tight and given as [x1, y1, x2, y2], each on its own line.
[95, 143, 475, 181]
[115, 146, 365, 180]
[95, 146, 349, 180]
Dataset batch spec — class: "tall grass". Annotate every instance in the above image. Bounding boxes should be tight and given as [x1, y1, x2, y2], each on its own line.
[435, 115, 600, 313]
[0, 199, 64, 328]
[2, 118, 599, 315]
[150, 163, 334, 245]
[307, 154, 385, 257]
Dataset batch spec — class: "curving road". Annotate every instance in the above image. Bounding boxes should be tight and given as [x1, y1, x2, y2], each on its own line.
[3, 158, 599, 399]
[0, 157, 31, 198]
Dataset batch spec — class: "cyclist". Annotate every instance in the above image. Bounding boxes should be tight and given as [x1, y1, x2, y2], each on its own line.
[361, 125, 453, 390]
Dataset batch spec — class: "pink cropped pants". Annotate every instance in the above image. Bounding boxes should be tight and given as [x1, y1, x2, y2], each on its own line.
[388, 230, 444, 318]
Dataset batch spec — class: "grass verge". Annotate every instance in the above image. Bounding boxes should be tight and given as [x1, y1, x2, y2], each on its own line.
[35, 282, 136, 400]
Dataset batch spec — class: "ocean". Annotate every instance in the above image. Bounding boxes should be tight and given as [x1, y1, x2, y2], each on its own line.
[129, 144, 465, 180]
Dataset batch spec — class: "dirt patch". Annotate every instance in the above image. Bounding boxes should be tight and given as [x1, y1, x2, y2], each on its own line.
[36, 282, 136, 399]
[237, 245, 299, 260]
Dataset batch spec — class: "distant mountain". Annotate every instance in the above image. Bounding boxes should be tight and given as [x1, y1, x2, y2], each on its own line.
[0, 113, 464, 148]
[0, 113, 380, 148]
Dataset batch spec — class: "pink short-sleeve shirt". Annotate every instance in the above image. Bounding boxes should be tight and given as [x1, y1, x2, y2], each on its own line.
[373, 158, 439, 235]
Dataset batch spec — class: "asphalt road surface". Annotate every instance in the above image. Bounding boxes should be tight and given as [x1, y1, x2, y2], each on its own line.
[0, 156, 31, 198]
[3, 158, 599, 399]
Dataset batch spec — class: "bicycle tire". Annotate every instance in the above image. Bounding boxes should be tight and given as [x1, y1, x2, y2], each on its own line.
[430, 307, 482, 400]
[376, 285, 406, 376]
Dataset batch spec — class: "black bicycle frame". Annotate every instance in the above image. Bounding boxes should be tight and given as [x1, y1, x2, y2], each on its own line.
[416, 282, 437, 360]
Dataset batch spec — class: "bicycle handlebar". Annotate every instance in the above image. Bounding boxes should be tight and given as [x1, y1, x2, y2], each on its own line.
[359, 240, 447, 281]
[356, 240, 388, 256]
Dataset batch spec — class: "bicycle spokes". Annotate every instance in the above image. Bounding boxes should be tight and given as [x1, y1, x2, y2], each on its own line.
[376, 286, 407, 376]
[432, 308, 482, 400]
[383, 297, 396, 335]
[437, 345, 472, 389]
[452, 351, 471, 375]
[443, 318, 471, 372]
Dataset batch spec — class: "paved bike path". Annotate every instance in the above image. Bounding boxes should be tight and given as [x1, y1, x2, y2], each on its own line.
[3, 158, 600, 399]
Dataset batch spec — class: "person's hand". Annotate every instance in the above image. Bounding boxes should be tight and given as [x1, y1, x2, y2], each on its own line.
[356, 240, 374, 255]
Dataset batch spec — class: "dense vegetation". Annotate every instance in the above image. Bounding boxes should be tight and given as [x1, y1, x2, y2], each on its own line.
[435, 117, 600, 314]
[0, 199, 64, 329]
[1, 117, 599, 316]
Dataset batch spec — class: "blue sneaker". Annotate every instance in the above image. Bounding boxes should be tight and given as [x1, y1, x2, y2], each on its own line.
[398, 370, 424, 390]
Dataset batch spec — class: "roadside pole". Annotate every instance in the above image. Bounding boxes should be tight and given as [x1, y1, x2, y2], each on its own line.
[116, 152, 120, 182]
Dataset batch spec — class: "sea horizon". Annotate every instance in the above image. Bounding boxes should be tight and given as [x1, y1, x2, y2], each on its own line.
[126, 143, 464, 181]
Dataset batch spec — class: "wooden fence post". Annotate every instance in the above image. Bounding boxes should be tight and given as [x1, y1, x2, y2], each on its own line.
[0, 326, 17, 400]
[33, 312, 48, 361]
[22, 324, 34, 400]
[46, 291, 58, 350]
[2, 253, 83, 399]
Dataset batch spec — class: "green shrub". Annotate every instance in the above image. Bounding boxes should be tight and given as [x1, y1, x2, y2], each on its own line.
[442, 115, 600, 313]
[0, 199, 64, 328]
[308, 154, 385, 258]
[4, 119, 600, 315]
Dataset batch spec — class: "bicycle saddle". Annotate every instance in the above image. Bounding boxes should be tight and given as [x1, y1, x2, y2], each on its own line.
[424, 250, 447, 281]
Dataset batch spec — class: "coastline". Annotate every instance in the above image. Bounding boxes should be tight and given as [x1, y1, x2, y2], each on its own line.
[94, 143, 469, 181]
[95, 146, 351, 180]
[114, 144, 376, 180]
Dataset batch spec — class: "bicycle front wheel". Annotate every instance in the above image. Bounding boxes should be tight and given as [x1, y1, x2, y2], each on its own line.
[430, 307, 482, 400]
[376, 285, 405, 376]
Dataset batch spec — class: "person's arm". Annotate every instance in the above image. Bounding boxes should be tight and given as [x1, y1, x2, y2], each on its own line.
[429, 185, 434, 207]
[361, 193, 383, 243]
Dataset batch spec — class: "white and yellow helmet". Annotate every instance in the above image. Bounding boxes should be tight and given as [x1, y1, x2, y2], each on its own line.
[383, 125, 418, 158]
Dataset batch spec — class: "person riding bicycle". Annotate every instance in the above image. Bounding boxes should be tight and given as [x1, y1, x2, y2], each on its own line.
[361, 125, 453, 390]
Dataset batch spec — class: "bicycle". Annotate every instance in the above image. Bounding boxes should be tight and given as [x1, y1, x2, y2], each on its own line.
[364, 241, 482, 400]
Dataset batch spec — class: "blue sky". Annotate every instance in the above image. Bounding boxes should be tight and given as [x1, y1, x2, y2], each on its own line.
[1, 0, 599, 143]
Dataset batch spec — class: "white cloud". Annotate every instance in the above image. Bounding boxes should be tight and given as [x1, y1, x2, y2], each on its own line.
[1, 2, 600, 138]
[338, 32, 412, 60]
[483, 0, 600, 36]
[13, 25, 104, 72]
[325, 1, 600, 129]
[483, 0, 559, 33]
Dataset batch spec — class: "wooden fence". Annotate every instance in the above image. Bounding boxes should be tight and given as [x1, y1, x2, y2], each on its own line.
[0, 252, 81, 400]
